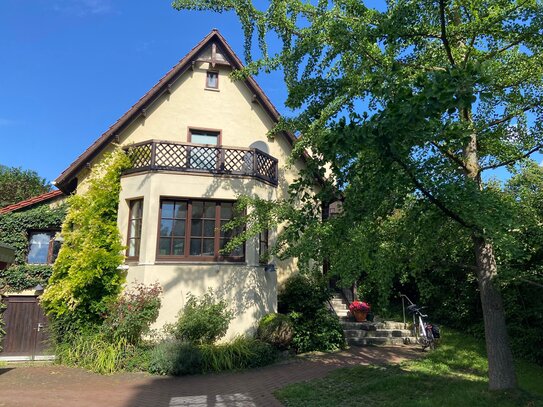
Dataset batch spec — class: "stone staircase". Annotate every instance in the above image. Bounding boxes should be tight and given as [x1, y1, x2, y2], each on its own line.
[329, 292, 416, 346]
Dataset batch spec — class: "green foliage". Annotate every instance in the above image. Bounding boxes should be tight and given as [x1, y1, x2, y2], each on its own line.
[0, 265, 53, 292]
[55, 332, 131, 375]
[257, 313, 294, 350]
[278, 274, 331, 315]
[275, 330, 543, 407]
[102, 282, 163, 346]
[41, 148, 131, 328]
[148, 337, 277, 376]
[289, 309, 345, 353]
[0, 204, 66, 266]
[0, 165, 50, 208]
[148, 340, 203, 376]
[199, 336, 277, 372]
[173, 290, 234, 345]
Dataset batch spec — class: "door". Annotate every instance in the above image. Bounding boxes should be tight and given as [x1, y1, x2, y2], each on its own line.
[1, 296, 50, 357]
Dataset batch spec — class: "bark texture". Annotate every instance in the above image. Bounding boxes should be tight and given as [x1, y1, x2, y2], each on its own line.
[473, 235, 517, 390]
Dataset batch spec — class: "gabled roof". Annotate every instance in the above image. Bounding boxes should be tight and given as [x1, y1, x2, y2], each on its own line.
[0, 189, 65, 215]
[54, 29, 296, 193]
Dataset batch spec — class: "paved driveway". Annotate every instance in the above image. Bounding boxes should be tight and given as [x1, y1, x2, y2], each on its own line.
[0, 346, 418, 407]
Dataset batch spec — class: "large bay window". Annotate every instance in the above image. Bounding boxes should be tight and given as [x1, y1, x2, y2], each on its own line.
[27, 231, 61, 264]
[158, 199, 243, 261]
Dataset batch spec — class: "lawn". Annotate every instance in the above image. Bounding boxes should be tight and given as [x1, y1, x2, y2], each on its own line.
[275, 330, 543, 407]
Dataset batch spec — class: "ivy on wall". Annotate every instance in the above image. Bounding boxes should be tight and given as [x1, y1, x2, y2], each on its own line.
[0, 203, 66, 291]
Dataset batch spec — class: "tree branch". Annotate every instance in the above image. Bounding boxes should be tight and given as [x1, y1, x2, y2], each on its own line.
[431, 141, 469, 172]
[480, 144, 543, 172]
[439, 0, 456, 66]
[480, 102, 542, 130]
[387, 147, 474, 230]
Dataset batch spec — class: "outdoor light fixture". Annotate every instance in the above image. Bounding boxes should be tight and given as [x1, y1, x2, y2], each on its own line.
[264, 264, 276, 273]
[33, 284, 44, 293]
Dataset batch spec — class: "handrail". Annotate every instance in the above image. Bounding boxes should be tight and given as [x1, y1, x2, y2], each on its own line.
[399, 293, 415, 326]
[122, 140, 279, 185]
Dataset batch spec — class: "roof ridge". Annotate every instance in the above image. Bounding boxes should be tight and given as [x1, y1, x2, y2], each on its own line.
[0, 189, 65, 214]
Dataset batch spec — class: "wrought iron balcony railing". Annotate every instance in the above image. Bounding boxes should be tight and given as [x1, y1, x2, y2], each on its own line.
[123, 140, 278, 185]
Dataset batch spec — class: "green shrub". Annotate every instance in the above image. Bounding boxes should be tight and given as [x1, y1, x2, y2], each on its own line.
[290, 309, 345, 353]
[42, 149, 131, 327]
[200, 336, 277, 372]
[55, 332, 131, 375]
[173, 290, 233, 345]
[278, 274, 331, 315]
[147, 340, 203, 376]
[257, 313, 294, 350]
[102, 282, 163, 345]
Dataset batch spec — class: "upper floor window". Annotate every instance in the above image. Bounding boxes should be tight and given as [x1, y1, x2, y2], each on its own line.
[27, 231, 61, 264]
[127, 199, 143, 259]
[188, 129, 221, 170]
[158, 199, 243, 262]
[206, 71, 219, 89]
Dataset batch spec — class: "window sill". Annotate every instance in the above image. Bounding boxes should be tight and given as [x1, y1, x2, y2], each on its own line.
[204, 87, 220, 92]
[153, 260, 247, 266]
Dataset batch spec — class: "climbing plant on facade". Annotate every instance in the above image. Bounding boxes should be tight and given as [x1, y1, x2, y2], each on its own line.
[41, 148, 131, 330]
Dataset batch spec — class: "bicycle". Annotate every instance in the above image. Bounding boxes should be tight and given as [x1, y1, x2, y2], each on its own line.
[400, 294, 440, 351]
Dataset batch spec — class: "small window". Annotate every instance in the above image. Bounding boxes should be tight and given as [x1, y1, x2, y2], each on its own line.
[259, 230, 269, 264]
[188, 129, 220, 170]
[206, 71, 219, 89]
[127, 199, 143, 259]
[27, 231, 61, 264]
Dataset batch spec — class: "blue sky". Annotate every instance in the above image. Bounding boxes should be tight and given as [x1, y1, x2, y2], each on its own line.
[0, 0, 287, 183]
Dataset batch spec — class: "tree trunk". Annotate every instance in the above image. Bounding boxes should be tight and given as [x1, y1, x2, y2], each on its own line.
[472, 235, 517, 390]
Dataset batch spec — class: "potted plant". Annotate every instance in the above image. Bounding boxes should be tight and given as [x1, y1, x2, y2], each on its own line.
[349, 301, 371, 322]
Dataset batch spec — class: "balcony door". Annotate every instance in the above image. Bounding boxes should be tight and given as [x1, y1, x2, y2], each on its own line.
[188, 129, 220, 170]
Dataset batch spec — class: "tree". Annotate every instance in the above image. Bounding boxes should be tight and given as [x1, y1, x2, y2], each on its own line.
[174, 0, 543, 389]
[0, 165, 51, 208]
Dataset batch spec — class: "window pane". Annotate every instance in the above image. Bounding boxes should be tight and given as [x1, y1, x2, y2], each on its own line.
[204, 220, 215, 237]
[128, 239, 137, 257]
[231, 245, 243, 257]
[173, 239, 185, 256]
[161, 201, 175, 219]
[52, 239, 62, 263]
[173, 220, 185, 237]
[129, 219, 141, 238]
[191, 133, 218, 145]
[204, 202, 215, 218]
[207, 71, 218, 88]
[220, 203, 233, 219]
[203, 239, 214, 256]
[220, 220, 232, 238]
[131, 200, 143, 218]
[175, 202, 187, 219]
[27, 232, 51, 264]
[191, 201, 203, 218]
[160, 219, 173, 237]
[190, 239, 202, 256]
[191, 219, 202, 236]
[159, 238, 171, 255]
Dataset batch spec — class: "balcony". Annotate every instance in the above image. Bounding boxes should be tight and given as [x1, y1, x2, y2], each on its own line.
[123, 140, 278, 185]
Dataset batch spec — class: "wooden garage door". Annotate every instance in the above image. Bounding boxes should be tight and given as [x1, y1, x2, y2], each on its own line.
[1, 296, 49, 357]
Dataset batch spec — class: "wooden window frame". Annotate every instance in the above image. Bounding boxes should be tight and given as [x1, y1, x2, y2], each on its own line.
[205, 70, 219, 89]
[27, 230, 60, 265]
[156, 198, 244, 263]
[126, 199, 143, 261]
[187, 127, 222, 146]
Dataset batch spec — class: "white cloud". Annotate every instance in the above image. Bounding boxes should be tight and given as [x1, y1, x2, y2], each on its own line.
[52, 0, 114, 16]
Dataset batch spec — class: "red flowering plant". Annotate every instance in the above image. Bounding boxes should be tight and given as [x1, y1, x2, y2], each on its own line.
[349, 301, 371, 313]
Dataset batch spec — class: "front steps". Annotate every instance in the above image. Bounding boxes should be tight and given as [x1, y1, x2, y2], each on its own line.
[330, 292, 416, 346]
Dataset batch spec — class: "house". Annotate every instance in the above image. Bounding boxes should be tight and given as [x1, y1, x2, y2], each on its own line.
[52, 30, 304, 338]
[0, 190, 66, 358]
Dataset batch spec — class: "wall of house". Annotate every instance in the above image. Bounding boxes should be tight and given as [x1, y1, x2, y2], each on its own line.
[73, 49, 304, 338]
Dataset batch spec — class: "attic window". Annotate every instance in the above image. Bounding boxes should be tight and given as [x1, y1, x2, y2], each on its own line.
[206, 71, 219, 89]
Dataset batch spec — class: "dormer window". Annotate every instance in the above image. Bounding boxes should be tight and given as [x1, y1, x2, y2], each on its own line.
[206, 71, 219, 89]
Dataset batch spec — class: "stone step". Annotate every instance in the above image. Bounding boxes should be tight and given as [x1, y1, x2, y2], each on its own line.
[344, 329, 412, 339]
[347, 336, 417, 347]
[340, 321, 408, 330]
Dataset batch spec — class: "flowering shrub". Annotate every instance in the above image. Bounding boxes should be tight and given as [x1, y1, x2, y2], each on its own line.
[102, 282, 163, 345]
[349, 301, 371, 313]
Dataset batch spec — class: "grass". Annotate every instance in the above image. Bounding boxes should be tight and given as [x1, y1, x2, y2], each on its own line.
[275, 330, 543, 407]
